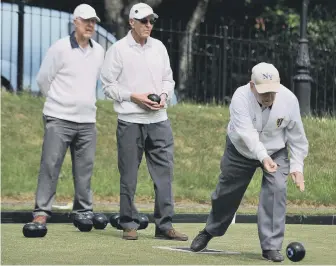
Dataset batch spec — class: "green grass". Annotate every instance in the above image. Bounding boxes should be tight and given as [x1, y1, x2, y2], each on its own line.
[1, 223, 336, 265]
[1, 202, 336, 215]
[1, 91, 336, 207]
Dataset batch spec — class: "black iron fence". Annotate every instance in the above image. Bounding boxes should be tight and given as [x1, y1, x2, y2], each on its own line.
[1, 0, 335, 115]
[1, 0, 117, 100]
[150, 21, 336, 115]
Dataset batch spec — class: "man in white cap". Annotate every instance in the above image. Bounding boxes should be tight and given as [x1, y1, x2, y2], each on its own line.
[100, 3, 188, 241]
[30, 4, 104, 226]
[190, 62, 309, 262]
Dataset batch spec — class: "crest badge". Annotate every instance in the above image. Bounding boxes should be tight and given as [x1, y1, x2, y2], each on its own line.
[276, 118, 284, 127]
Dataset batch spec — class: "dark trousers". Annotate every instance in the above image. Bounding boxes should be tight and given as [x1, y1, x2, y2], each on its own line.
[117, 119, 175, 231]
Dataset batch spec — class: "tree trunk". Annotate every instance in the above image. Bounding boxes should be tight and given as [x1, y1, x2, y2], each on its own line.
[104, 0, 163, 40]
[177, 0, 210, 101]
[104, 0, 127, 39]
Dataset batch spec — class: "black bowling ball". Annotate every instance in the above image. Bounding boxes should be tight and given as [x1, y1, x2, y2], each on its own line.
[93, 213, 108, 230]
[286, 242, 306, 262]
[22, 222, 47, 238]
[74, 213, 93, 232]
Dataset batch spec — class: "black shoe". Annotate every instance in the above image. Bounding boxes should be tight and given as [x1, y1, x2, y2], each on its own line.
[262, 250, 284, 262]
[190, 229, 213, 252]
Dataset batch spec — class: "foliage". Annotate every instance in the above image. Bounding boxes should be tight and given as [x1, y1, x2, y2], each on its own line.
[253, 0, 336, 51]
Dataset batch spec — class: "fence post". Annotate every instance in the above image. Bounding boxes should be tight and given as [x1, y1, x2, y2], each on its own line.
[17, 0, 25, 93]
[293, 0, 312, 116]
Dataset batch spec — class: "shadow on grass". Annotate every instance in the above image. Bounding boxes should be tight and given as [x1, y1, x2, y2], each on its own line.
[152, 246, 265, 262]
[196, 251, 263, 262]
[84, 229, 122, 238]
[238, 252, 265, 262]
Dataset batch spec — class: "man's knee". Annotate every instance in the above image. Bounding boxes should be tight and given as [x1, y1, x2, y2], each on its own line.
[270, 179, 287, 194]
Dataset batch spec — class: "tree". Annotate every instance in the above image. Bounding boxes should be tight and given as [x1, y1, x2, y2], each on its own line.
[252, 0, 336, 114]
[177, 0, 210, 100]
[252, 0, 336, 51]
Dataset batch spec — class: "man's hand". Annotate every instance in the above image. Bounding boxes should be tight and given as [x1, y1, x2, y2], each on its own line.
[159, 93, 167, 108]
[291, 172, 305, 192]
[262, 157, 278, 173]
[131, 92, 160, 111]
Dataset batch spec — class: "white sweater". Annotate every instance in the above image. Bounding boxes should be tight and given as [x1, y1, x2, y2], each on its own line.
[227, 84, 309, 174]
[36, 33, 105, 123]
[100, 31, 175, 124]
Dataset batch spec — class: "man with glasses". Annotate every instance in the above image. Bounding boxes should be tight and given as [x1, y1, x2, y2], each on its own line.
[100, 2, 188, 241]
[190, 62, 309, 262]
[30, 4, 104, 226]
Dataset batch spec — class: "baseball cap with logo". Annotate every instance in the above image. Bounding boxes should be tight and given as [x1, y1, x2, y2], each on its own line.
[129, 3, 159, 20]
[251, 62, 280, 93]
[73, 4, 100, 22]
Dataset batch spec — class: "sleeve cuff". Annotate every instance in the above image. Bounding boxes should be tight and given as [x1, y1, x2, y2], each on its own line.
[257, 150, 269, 163]
[120, 90, 132, 102]
[290, 163, 304, 174]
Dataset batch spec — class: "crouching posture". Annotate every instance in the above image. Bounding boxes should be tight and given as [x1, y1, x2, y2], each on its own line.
[190, 62, 309, 262]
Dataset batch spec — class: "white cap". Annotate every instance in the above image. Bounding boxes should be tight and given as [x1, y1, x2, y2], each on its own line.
[251, 62, 280, 93]
[129, 3, 158, 20]
[73, 4, 100, 22]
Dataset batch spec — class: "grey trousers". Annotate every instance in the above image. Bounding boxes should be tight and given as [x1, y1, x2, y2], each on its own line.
[33, 115, 97, 217]
[205, 136, 289, 251]
[117, 119, 174, 230]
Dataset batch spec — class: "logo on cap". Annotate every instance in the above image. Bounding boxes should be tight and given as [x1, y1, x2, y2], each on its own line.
[262, 73, 273, 80]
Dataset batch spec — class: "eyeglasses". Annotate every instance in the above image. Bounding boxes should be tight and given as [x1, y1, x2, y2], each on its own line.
[135, 18, 156, 25]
